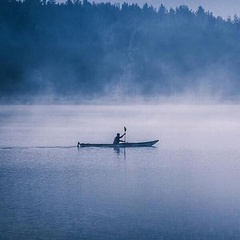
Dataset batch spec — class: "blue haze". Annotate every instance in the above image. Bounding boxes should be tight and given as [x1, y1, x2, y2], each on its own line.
[1, 1, 240, 102]
[1, 105, 240, 239]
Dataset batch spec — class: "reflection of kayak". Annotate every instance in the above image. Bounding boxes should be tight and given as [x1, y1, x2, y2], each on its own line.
[78, 140, 159, 148]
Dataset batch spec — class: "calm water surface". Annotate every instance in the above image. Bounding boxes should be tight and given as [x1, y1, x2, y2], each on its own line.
[1, 104, 240, 240]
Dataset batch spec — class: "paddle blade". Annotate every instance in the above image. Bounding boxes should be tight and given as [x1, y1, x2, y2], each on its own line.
[124, 126, 127, 132]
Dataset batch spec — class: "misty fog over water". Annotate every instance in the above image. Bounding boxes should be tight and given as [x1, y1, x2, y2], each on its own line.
[1, 104, 240, 239]
[1, 104, 240, 149]
[1, 0, 240, 239]
[1, 0, 240, 103]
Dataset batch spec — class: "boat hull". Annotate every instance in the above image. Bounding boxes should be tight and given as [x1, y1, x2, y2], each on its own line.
[79, 140, 159, 148]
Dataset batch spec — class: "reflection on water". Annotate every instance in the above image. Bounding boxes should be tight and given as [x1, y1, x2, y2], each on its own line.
[114, 146, 121, 155]
[1, 105, 240, 239]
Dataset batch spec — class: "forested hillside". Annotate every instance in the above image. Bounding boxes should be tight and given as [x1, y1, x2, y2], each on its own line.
[1, 0, 240, 101]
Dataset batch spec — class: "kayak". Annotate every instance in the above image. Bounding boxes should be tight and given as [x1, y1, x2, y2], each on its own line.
[78, 140, 159, 148]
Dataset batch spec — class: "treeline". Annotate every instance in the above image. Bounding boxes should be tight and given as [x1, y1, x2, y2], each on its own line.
[1, 0, 240, 101]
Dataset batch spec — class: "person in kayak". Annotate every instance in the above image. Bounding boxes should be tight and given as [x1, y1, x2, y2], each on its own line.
[113, 132, 125, 144]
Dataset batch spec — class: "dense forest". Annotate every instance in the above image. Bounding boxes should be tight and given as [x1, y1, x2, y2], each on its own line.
[1, 0, 240, 102]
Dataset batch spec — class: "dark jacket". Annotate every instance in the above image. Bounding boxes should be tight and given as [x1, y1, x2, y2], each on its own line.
[113, 133, 125, 144]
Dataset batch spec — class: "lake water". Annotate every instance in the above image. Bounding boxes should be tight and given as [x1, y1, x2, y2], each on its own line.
[1, 104, 240, 240]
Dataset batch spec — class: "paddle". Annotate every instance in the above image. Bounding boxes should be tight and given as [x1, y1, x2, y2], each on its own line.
[124, 126, 127, 142]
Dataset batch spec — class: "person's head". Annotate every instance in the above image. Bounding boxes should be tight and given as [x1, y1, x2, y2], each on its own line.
[117, 133, 120, 136]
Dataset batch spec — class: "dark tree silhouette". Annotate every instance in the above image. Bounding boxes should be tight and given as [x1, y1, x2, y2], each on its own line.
[0, 0, 240, 101]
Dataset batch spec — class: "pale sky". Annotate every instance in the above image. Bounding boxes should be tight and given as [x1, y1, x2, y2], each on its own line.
[57, 0, 240, 19]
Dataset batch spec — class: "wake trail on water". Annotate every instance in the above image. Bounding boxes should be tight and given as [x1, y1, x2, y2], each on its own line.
[0, 146, 76, 150]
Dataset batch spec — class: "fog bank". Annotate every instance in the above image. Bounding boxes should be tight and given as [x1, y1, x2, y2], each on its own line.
[1, 1, 240, 104]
